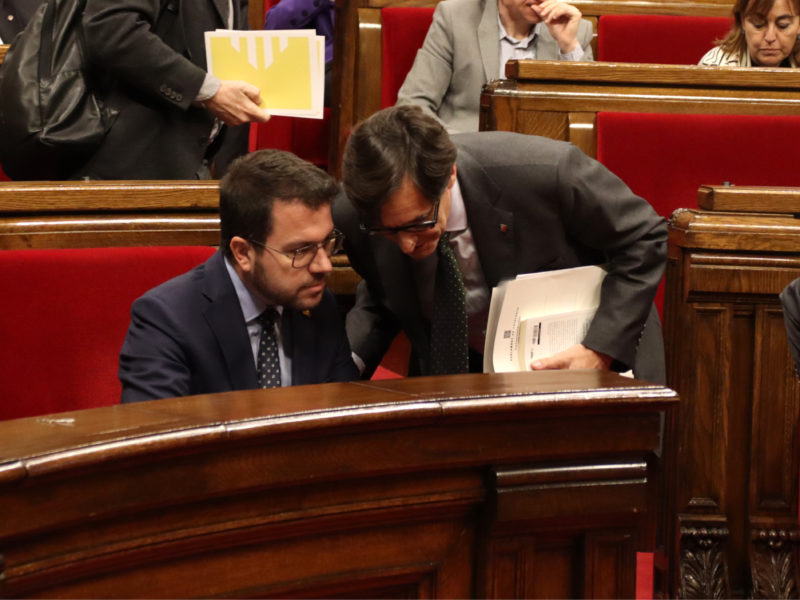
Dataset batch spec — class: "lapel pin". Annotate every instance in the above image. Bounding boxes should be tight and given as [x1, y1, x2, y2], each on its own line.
[500, 223, 509, 233]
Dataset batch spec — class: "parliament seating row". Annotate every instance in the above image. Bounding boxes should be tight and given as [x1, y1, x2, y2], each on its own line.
[329, 0, 734, 175]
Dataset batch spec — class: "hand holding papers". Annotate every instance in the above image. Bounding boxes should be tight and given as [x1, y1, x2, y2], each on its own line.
[205, 30, 325, 119]
[483, 265, 608, 373]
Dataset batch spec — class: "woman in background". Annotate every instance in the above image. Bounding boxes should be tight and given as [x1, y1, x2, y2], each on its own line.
[699, 0, 800, 66]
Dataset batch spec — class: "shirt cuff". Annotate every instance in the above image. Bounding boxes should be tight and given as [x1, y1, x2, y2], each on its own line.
[196, 73, 222, 103]
[351, 352, 366, 376]
[559, 44, 585, 61]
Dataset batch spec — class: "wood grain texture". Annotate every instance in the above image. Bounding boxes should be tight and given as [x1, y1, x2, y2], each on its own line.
[665, 200, 800, 596]
[0, 371, 678, 598]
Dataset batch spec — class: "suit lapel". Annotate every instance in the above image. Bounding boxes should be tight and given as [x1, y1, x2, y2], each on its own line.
[202, 252, 258, 390]
[478, 0, 500, 81]
[456, 146, 516, 288]
[211, 0, 229, 27]
[283, 308, 312, 385]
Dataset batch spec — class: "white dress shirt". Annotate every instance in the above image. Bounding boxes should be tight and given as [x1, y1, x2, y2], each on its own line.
[224, 256, 293, 386]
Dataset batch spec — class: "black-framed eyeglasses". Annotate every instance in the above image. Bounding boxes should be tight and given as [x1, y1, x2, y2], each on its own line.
[249, 230, 344, 268]
[359, 199, 440, 235]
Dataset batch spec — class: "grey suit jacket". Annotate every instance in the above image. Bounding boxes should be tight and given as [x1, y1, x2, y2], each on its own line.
[396, 0, 594, 133]
[77, 0, 248, 179]
[334, 132, 667, 383]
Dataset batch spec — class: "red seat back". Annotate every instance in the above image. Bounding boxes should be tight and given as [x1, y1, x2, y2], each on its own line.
[597, 112, 800, 314]
[249, 109, 331, 169]
[598, 15, 732, 64]
[381, 7, 436, 108]
[0, 246, 216, 420]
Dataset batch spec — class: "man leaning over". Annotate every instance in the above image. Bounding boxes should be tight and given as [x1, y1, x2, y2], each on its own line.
[119, 150, 358, 403]
[334, 105, 667, 383]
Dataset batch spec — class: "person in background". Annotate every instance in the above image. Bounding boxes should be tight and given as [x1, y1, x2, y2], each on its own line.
[335, 105, 666, 383]
[119, 150, 358, 403]
[396, 0, 593, 133]
[0, 0, 42, 43]
[699, 0, 800, 66]
[265, 0, 334, 105]
[780, 278, 800, 375]
[75, 0, 271, 180]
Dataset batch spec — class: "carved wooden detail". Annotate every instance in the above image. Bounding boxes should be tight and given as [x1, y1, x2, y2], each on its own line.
[750, 528, 800, 600]
[679, 525, 730, 599]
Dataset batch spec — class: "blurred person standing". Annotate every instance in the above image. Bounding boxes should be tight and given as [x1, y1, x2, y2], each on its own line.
[75, 0, 271, 179]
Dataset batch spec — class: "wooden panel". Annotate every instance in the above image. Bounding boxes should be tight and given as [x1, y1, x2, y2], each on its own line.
[665, 201, 800, 597]
[0, 181, 362, 297]
[0, 45, 7, 65]
[482, 63, 800, 158]
[698, 185, 800, 213]
[0, 371, 678, 598]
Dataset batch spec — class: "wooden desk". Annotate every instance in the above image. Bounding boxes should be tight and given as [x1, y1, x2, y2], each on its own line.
[0, 371, 678, 598]
[664, 186, 800, 597]
[329, 0, 729, 176]
[480, 62, 800, 158]
[0, 180, 361, 297]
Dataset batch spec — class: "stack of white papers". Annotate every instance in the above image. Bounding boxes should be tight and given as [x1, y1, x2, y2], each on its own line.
[205, 29, 325, 119]
[483, 265, 607, 373]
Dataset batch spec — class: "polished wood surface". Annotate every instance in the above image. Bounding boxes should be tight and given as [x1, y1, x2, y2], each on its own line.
[481, 62, 800, 158]
[0, 371, 678, 599]
[697, 185, 800, 213]
[330, 0, 731, 175]
[664, 189, 800, 597]
[0, 45, 7, 65]
[0, 180, 360, 297]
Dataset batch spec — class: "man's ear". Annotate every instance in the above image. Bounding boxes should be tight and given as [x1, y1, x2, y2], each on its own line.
[229, 236, 255, 274]
[447, 164, 457, 190]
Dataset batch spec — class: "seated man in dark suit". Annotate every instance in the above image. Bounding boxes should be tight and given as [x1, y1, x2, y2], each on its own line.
[780, 278, 800, 376]
[119, 150, 358, 403]
[334, 105, 667, 382]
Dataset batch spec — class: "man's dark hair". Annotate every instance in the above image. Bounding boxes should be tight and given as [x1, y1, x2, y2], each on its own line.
[219, 149, 340, 258]
[342, 105, 458, 226]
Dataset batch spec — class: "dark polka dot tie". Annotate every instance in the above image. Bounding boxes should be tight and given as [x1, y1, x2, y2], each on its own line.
[257, 309, 282, 388]
[430, 232, 468, 374]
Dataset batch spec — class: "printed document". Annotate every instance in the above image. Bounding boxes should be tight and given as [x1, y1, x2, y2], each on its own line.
[483, 265, 607, 373]
[205, 29, 325, 118]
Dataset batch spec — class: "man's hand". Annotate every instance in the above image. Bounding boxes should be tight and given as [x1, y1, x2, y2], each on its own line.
[533, 0, 582, 54]
[530, 343, 612, 371]
[203, 80, 271, 126]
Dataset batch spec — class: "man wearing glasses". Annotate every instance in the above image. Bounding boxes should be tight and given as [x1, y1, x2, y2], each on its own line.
[119, 150, 358, 403]
[335, 105, 667, 382]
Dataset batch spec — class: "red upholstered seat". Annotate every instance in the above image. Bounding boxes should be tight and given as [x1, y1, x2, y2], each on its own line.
[0, 164, 10, 181]
[380, 7, 435, 108]
[0, 246, 216, 420]
[249, 109, 331, 169]
[597, 112, 800, 313]
[597, 15, 731, 64]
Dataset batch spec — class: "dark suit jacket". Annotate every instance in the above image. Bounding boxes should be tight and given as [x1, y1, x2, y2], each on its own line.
[119, 251, 358, 403]
[780, 278, 800, 377]
[77, 0, 248, 179]
[334, 132, 667, 383]
[0, 0, 41, 43]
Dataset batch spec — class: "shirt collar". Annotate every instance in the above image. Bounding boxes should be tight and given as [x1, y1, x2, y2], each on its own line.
[224, 256, 283, 323]
[497, 16, 540, 46]
[446, 178, 468, 233]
